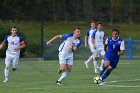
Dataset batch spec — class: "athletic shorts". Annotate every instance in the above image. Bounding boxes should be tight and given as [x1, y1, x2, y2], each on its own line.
[104, 53, 119, 68]
[58, 52, 73, 65]
[94, 48, 105, 57]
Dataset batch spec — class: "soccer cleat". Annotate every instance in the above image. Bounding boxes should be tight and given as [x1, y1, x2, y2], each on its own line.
[58, 69, 62, 74]
[85, 61, 89, 68]
[56, 81, 61, 85]
[3, 78, 8, 83]
[99, 81, 105, 85]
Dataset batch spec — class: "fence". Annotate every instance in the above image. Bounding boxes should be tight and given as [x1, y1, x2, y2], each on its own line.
[44, 39, 140, 60]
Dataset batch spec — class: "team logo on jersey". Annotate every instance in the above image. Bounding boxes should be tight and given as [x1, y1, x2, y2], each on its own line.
[118, 41, 121, 44]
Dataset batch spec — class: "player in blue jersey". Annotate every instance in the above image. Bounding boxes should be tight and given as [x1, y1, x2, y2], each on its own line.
[47, 27, 82, 85]
[99, 29, 125, 85]
[84, 21, 97, 68]
[0, 26, 25, 82]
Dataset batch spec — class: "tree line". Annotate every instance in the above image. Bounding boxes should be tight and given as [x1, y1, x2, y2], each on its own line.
[0, 0, 140, 24]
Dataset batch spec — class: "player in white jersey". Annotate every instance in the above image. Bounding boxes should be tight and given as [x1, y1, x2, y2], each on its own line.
[91, 22, 106, 73]
[47, 27, 82, 85]
[0, 26, 25, 82]
[84, 21, 97, 68]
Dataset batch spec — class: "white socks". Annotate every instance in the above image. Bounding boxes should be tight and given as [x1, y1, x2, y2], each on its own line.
[4, 68, 9, 79]
[86, 55, 93, 63]
[100, 60, 104, 71]
[58, 71, 69, 82]
[94, 61, 98, 73]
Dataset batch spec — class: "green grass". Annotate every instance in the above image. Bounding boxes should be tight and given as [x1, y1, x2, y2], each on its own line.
[0, 60, 140, 93]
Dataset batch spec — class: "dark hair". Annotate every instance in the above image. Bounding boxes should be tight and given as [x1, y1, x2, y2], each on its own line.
[11, 26, 17, 30]
[97, 22, 102, 26]
[113, 28, 119, 34]
[91, 21, 95, 23]
[74, 27, 81, 30]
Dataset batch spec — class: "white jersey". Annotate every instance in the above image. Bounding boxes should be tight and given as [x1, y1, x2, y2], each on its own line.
[3, 35, 25, 58]
[59, 33, 82, 54]
[85, 28, 97, 46]
[91, 30, 106, 49]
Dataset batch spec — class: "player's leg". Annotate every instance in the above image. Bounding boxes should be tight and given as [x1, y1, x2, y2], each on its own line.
[3, 56, 12, 82]
[58, 54, 66, 74]
[85, 45, 95, 68]
[56, 56, 73, 84]
[85, 55, 93, 68]
[12, 58, 19, 71]
[99, 50, 105, 71]
[100, 60, 110, 76]
[93, 50, 99, 73]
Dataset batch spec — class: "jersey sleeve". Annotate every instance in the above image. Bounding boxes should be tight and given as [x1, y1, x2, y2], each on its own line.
[75, 39, 82, 49]
[61, 33, 72, 40]
[3, 35, 9, 43]
[91, 31, 97, 39]
[85, 28, 90, 36]
[120, 41, 125, 50]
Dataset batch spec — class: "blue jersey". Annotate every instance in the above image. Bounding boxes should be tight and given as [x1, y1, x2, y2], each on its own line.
[105, 37, 125, 68]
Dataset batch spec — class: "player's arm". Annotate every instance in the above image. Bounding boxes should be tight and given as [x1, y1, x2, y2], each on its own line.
[14, 41, 25, 51]
[84, 36, 88, 48]
[47, 35, 62, 45]
[71, 43, 77, 53]
[91, 38, 96, 49]
[118, 41, 125, 55]
[0, 42, 6, 50]
[71, 39, 82, 53]
[104, 38, 108, 51]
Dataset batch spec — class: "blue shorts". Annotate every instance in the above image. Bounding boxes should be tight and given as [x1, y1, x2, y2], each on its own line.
[104, 54, 119, 69]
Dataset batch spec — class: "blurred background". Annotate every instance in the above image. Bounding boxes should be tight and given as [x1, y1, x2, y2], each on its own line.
[0, 0, 140, 60]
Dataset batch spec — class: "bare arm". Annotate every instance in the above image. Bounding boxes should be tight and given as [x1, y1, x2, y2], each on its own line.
[0, 42, 5, 50]
[47, 35, 62, 45]
[91, 38, 96, 49]
[14, 43, 25, 51]
[118, 50, 125, 55]
[70, 43, 77, 53]
[84, 36, 88, 48]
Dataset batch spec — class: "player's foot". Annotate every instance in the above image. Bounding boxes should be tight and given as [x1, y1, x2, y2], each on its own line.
[3, 78, 8, 83]
[56, 81, 61, 85]
[99, 81, 105, 85]
[58, 68, 62, 74]
[85, 61, 89, 68]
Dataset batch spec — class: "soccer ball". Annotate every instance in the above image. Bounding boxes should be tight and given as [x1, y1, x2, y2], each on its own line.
[93, 76, 101, 84]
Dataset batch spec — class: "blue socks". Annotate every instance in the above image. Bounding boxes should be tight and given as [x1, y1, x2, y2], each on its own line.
[101, 70, 110, 81]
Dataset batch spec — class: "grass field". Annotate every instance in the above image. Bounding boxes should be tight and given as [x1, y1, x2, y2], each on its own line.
[0, 60, 140, 93]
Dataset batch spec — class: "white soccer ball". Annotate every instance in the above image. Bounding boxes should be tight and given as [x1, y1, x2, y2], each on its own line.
[93, 76, 101, 84]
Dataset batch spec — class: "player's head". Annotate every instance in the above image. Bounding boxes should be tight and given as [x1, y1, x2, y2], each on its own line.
[97, 22, 102, 31]
[90, 21, 96, 29]
[112, 29, 119, 40]
[11, 26, 17, 36]
[73, 27, 81, 38]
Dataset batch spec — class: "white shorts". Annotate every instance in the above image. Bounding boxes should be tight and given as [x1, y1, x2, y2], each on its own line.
[58, 53, 73, 65]
[94, 49, 105, 57]
[89, 44, 95, 53]
[5, 55, 19, 68]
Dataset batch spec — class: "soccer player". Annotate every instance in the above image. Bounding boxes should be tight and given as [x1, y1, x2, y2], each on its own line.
[91, 22, 106, 73]
[47, 27, 82, 85]
[0, 26, 25, 82]
[99, 29, 125, 85]
[84, 21, 97, 68]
